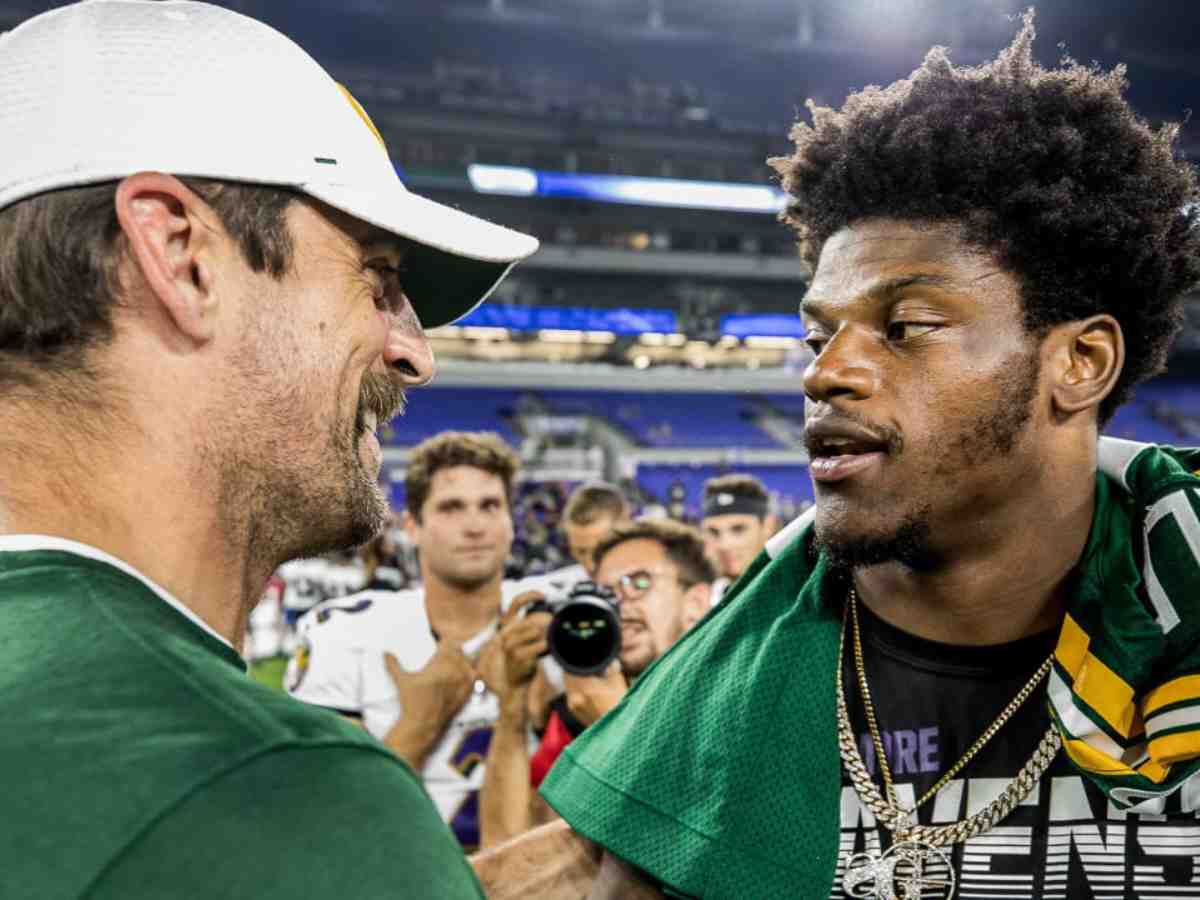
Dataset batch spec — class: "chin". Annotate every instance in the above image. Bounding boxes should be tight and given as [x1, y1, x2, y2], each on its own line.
[813, 507, 936, 573]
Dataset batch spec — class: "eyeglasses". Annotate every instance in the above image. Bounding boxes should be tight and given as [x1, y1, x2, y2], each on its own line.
[604, 566, 680, 603]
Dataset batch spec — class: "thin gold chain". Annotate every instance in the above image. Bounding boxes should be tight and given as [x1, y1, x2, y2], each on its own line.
[840, 585, 1065, 844]
[844, 585, 1057, 831]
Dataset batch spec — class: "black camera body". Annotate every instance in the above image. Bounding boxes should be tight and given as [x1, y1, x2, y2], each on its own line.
[527, 581, 621, 676]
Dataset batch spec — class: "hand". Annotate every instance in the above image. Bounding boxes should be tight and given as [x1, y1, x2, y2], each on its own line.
[382, 643, 477, 768]
[563, 663, 627, 727]
[478, 591, 553, 710]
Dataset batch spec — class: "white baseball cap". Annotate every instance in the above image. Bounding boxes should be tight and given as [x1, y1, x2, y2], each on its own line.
[0, 0, 539, 329]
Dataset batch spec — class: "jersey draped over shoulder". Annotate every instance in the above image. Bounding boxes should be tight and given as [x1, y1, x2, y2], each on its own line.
[540, 529, 844, 898]
[540, 439, 1200, 897]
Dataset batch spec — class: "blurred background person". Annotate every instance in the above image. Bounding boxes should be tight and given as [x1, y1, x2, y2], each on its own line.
[478, 517, 713, 845]
[286, 432, 548, 852]
[560, 481, 631, 579]
[700, 473, 778, 602]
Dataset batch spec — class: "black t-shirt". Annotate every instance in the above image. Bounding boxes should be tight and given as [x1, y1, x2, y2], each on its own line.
[835, 602, 1200, 899]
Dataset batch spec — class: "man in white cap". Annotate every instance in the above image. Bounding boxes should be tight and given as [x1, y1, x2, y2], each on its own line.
[0, 2, 536, 898]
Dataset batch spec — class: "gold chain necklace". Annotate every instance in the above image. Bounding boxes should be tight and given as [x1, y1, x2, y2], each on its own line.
[837, 587, 1062, 900]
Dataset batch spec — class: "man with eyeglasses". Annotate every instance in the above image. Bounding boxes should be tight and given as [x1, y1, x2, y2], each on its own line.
[478, 517, 714, 843]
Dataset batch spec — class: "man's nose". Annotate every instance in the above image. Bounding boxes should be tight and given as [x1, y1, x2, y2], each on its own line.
[802, 328, 879, 405]
[383, 302, 436, 387]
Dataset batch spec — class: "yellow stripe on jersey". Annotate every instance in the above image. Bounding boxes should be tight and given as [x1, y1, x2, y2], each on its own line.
[1056, 613, 1139, 739]
[1144, 675, 1200, 719]
[1150, 729, 1200, 766]
[1055, 613, 1089, 676]
[1062, 736, 1172, 784]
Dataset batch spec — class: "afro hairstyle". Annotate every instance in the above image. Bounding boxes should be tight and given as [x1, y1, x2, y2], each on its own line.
[769, 10, 1200, 422]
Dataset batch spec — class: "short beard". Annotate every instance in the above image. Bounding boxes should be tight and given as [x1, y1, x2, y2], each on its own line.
[815, 509, 938, 576]
[217, 361, 401, 573]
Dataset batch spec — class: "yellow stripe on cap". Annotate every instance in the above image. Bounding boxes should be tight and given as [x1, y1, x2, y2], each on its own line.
[1144, 675, 1200, 720]
[337, 83, 386, 151]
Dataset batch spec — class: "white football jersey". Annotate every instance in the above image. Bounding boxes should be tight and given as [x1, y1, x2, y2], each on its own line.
[285, 581, 536, 849]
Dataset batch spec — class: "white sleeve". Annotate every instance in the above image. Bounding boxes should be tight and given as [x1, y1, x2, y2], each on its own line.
[284, 612, 365, 716]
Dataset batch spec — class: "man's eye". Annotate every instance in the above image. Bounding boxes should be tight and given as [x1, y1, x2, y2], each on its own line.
[885, 322, 938, 342]
[364, 261, 409, 310]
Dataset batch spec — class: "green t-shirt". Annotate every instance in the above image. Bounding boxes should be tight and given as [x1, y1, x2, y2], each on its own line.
[0, 539, 484, 900]
[541, 441, 1200, 899]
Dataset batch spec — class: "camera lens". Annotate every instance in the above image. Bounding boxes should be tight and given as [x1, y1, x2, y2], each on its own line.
[547, 595, 621, 676]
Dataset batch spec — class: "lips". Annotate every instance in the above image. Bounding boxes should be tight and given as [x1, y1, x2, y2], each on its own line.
[805, 417, 892, 484]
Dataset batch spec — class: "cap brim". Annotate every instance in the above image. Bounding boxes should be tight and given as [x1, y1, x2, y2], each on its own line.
[303, 181, 539, 329]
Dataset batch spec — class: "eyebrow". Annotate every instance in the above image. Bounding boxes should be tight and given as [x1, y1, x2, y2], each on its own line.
[357, 224, 415, 258]
[800, 272, 957, 319]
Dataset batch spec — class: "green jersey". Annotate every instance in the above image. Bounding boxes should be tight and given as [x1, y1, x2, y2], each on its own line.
[0, 537, 485, 900]
[541, 439, 1200, 898]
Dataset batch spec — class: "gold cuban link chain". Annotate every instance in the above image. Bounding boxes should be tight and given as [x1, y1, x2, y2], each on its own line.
[836, 587, 1062, 847]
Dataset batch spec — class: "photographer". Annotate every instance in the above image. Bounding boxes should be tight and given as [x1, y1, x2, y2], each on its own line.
[478, 518, 713, 845]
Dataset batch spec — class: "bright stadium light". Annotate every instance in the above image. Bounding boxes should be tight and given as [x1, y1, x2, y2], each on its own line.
[467, 164, 788, 214]
[467, 164, 538, 196]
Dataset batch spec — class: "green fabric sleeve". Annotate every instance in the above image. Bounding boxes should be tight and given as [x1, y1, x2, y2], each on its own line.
[87, 745, 484, 900]
[540, 543, 844, 899]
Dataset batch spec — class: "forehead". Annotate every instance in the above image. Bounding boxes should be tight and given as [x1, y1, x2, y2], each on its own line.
[596, 537, 670, 579]
[804, 218, 1018, 315]
[425, 465, 507, 503]
[289, 197, 410, 259]
[702, 513, 761, 531]
[565, 517, 615, 543]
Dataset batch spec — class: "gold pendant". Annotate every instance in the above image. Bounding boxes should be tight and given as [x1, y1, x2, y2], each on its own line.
[842, 840, 956, 900]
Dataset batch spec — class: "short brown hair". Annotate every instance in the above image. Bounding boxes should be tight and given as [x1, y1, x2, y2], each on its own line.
[404, 431, 520, 521]
[563, 481, 629, 526]
[0, 178, 296, 392]
[593, 517, 715, 588]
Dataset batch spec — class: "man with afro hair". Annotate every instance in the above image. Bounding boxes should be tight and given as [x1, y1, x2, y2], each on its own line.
[473, 14, 1200, 898]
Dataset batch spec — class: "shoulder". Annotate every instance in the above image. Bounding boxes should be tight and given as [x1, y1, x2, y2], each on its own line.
[298, 588, 427, 648]
[89, 745, 484, 900]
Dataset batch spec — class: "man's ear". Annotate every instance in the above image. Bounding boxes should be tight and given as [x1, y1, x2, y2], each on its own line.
[402, 509, 421, 543]
[1045, 315, 1124, 419]
[681, 583, 711, 631]
[114, 173, 221, 344]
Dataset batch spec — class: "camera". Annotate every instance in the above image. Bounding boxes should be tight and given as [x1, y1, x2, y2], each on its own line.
[527, 581, 621, 676]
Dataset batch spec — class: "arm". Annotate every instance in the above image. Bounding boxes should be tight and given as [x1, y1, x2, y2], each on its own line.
[470, 822, 663, 900]
[479, 687, 535, 847]
[381, 712, 452, 771]
[470, 819, 601, 900]
[476, 592, 552, 848]
[591, 850, 667, 900]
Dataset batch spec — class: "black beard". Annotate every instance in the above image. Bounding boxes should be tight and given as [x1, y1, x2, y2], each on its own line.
[815, 510, 939, 575]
